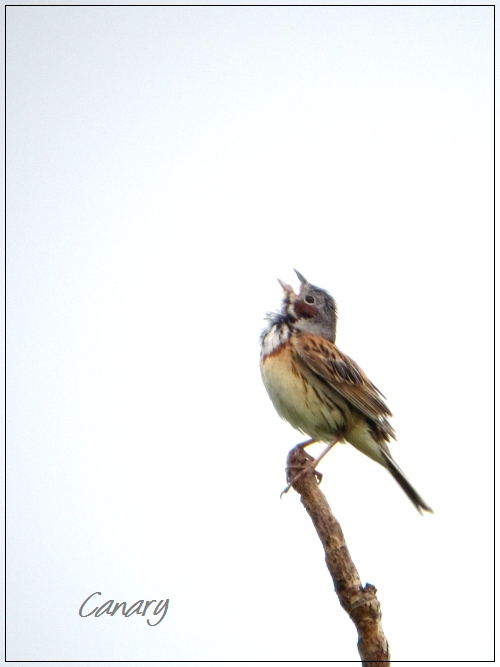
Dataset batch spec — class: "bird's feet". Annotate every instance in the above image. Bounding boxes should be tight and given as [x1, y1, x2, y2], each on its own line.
[280, 441, 322, 497]
[280, 437, 340, 497]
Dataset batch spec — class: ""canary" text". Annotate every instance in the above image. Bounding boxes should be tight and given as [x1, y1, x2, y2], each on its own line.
[79, 591, 169, 626]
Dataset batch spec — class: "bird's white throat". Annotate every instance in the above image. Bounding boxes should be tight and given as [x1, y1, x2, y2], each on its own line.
[260, 321, 291, 359]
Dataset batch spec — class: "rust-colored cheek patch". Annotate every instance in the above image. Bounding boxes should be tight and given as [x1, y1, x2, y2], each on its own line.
[294, 301, 318, 319]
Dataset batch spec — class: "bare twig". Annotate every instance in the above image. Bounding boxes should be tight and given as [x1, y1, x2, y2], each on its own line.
[286, 446, 390, 665]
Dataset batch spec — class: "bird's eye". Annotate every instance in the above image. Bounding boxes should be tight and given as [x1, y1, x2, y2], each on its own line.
[305, 295, 315, 304]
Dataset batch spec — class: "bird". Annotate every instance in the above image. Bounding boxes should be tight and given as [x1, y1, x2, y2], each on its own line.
[260, 270, 432, 514]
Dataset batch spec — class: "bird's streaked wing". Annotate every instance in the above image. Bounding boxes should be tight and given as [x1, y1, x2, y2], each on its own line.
[292, 333, 392, 422]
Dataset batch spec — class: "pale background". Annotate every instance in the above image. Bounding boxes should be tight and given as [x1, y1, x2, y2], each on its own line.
[7, 4, 493, 663]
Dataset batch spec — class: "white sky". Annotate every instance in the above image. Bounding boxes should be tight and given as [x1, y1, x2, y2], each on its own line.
[7, 4, 493, 663]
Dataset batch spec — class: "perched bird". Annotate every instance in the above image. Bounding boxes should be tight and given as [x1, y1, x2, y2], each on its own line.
[260, 270, 432, 514]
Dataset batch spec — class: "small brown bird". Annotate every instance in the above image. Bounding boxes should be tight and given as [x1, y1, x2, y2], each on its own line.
[260, 270, 432, 514]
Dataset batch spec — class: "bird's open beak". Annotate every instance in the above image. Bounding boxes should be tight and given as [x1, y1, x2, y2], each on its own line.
[278, 278, 295, 295]
[294, 269, 308, 284]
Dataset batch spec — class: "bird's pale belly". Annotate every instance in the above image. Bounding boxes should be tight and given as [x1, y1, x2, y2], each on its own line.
[260, 345, 345, 443]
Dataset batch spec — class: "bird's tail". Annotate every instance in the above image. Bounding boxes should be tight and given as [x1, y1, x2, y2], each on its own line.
[380, 449, 433, 514]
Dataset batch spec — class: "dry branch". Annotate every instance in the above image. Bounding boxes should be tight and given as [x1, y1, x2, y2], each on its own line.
[286, 446, 390, 665]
